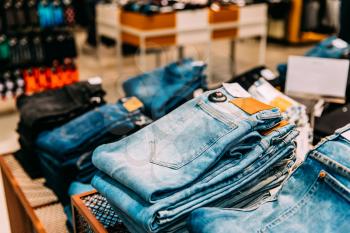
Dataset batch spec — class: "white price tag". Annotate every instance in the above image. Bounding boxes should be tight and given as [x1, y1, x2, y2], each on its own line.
[223, 83, 251, 98]
[341, 130, 350, 141]
[191, 61, 206, 67]
[313, 99, 325, 117]
[332, 38, 348, 49]
[193, 88, 204, 98]
[255, 82, 279, 102]
[260, 69, 277, 80]
[88, 76, 102, 85]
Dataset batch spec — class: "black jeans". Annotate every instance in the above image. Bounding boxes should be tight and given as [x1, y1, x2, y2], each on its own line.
[17, 81, 105, 132]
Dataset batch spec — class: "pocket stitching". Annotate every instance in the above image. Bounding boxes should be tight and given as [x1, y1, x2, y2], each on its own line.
[310, 151, 350, 179]
[197, 99, 238, 128]
[324, 172, 350, 203]
[149, 98, 238, 169]
[150, 127, 235, 169]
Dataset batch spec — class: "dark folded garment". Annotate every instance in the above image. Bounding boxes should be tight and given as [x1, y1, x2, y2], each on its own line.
[17, 81, 106, 132]
[122, 59, 207, 119]
[314, 103, 350, 143]
[35, 100, 152, 204]
[15, 81, 106, 178]
[225, 66, 283, 91]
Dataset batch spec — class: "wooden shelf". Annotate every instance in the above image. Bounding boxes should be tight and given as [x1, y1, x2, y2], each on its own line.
[0, 154, 67, 233]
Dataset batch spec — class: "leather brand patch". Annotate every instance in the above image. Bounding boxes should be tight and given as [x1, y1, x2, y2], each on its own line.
[123, 97, 144, 112]
[270, 97, 293, 112]
[230, 97, 274, 115]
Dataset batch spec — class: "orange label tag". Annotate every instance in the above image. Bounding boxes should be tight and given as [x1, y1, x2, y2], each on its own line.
[261, 120, 289, 136]
[270, 97, 293, 112]
[123, 97, 144, 112]
[230, 97, 274, 115]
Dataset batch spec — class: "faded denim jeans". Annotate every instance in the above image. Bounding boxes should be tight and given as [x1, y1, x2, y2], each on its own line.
[122, 59, 207, 119]
[189, 124, 350, 233]
[91, 87, 299, 232]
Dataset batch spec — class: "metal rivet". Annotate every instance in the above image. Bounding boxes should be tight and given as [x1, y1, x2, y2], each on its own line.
[319, 171, 326, 178]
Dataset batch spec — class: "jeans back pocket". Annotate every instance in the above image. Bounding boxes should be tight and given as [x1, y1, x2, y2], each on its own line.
[149, 100, 236, 169]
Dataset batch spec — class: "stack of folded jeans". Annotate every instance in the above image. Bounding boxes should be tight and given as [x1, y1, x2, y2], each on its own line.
[189, 124, 350, 233]
[92, 85, 299, 233]
[123, 59, 207, 120]
[35, 98, 152, 205]
[247, 78, 309, 128]
[16, 81, 106, 178]
[246, 78, 312, 159]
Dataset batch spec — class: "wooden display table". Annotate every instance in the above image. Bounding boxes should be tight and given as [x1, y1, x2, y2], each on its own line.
[96, 3, 268, 77]
[72, 190, 128, 233]
[0, 154, 67, 233]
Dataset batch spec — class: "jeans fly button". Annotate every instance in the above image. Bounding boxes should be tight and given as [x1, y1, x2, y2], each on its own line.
[208, 91, 227, 103]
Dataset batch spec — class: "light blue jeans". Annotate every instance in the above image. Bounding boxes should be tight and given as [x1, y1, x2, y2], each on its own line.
[188, 124, 350, 233]
[91, 88, 297, 232]
[93, 88, 283, 202]
[92, 135, 296, 232]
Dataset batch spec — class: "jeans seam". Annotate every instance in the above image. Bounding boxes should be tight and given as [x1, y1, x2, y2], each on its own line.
[197, 98, 238, 128]
[323, 172, 350, 202]
[259, 175, 321, 232]
[310, 151, 350, 179]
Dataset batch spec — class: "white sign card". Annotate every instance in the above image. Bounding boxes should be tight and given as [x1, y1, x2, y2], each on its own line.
[223, 83, 251, 98]
[285, 56, 349, 102]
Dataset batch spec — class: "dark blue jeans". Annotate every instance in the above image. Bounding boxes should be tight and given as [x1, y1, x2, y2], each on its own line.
[36, 99, 151, 204]
[15, 81, 106, 178]
[123, 59, 207, 119]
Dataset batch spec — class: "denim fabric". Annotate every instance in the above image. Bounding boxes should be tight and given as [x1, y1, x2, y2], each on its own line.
[188, 124, 350, 233]
[248, 78, 310, 131]
[37, 149, 96, 204]
[36, 101, 147, 158]
[15, 81, 106, 178]
[92, 127, 297, 232]
[35, 99, 151, 204]
[93, 88, 283, 202]
[122, 59, 207, 119]
[91, 88, 299, 232]
[305, 36, 350, 58]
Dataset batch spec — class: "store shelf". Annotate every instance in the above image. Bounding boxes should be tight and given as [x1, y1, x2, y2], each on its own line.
[0, 154, 67, 233]
[72, 191, 128, 233]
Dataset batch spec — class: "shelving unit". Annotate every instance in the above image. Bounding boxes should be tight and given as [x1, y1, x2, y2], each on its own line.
[96, 3, 268, 78]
